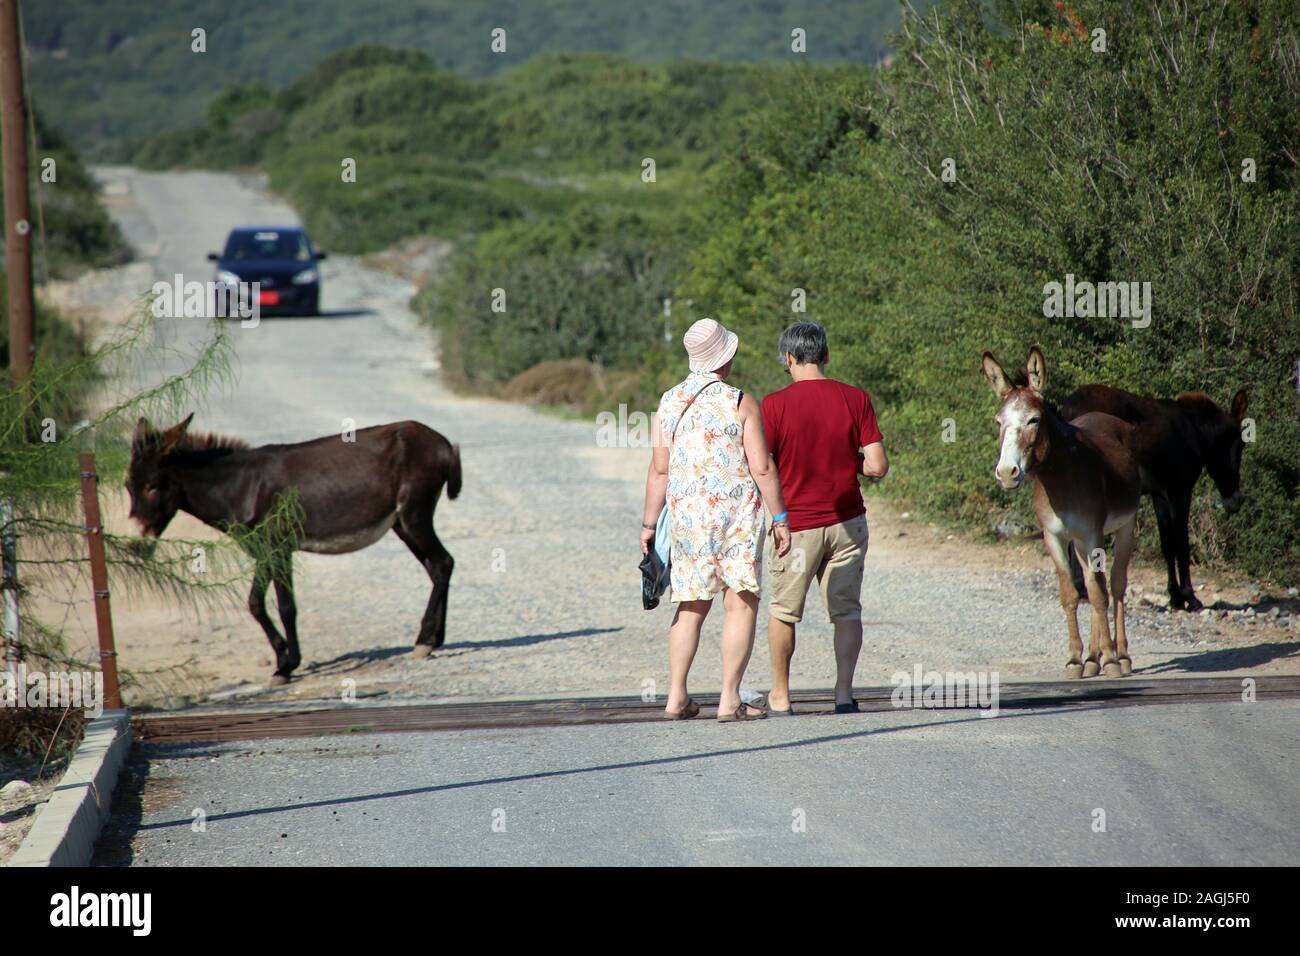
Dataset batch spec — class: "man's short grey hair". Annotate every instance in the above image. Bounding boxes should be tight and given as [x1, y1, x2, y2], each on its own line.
[777, 322, 829, 366]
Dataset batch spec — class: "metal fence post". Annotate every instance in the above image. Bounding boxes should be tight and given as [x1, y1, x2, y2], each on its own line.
[78, 452, 121, 708]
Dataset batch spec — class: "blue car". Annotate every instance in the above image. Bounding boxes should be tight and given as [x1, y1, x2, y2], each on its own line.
[207, 226, 326, 316]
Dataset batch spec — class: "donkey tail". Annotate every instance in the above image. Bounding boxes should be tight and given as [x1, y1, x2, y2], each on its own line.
[1066, 542, 1089, 603]
[446, 443, 462, 500]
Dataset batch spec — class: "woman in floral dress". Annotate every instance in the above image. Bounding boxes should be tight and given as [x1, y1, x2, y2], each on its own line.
[640, 319, 791, 721]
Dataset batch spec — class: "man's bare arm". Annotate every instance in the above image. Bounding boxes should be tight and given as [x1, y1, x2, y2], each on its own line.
[861, 441, 888, 478]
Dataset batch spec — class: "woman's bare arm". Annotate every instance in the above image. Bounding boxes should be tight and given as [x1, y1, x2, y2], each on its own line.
[640, 417, 670, 554]
[740, 393, 791, 555]
[740, 393, 785, 515]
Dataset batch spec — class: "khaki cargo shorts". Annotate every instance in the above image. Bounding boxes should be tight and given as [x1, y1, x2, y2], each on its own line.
[766, 514, 869, 624]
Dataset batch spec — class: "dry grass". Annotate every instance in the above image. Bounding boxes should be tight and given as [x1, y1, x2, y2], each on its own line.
[0, 705, 87, 865]
[499, 358, 598, 408]
[0, 704, 88, 763]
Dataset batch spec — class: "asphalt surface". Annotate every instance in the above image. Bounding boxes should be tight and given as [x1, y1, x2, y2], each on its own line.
[96, 698, 1300, 866]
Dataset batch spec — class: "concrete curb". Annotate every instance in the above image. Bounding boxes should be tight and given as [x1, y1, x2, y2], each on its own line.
[9, 709, 132, 867]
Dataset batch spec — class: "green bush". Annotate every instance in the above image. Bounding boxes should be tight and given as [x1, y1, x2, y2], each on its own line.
[420, 201, 684, 389]
[675, 0, 1300, 584]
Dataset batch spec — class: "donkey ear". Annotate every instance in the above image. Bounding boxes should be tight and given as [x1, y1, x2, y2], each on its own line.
[1025, 347, 1046, 393]
[982, 352, 1011, 398]
[1230, 387, 1249, 423]
[159, 413, 195, 454]
[135, 417, 153, 440]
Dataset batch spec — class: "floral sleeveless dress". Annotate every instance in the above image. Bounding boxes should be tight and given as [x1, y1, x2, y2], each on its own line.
[656, 370, 762, 600]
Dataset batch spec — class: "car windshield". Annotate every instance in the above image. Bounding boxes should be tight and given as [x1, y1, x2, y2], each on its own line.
[223, 230, 312, 262]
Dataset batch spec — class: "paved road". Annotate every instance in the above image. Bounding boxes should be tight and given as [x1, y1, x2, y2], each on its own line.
[96, 699, 1300, 865]
[55, 168, 1298, 711]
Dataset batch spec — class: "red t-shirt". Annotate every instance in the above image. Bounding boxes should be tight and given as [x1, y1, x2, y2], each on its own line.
[761, 379, 883, 533]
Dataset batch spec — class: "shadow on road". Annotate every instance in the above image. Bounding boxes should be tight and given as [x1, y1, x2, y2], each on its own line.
[435, 627, 623, 653]
[249, 626, 622, 680]
[1135, 640, 1300, 675]
[246, 308, 374, 320]
[96, 703, 1097, 864]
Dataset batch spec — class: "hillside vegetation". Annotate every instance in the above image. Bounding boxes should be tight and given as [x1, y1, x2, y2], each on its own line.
[2, 113, 128, 381]
[0, 116, 128, 281]
[26, 0, 911, 158]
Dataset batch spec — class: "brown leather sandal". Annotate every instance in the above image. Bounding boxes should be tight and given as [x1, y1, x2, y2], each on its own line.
[664, 699, 701, 720]
[717, 702, 768, 722]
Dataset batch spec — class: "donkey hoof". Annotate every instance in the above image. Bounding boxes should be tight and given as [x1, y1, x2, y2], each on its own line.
[1119, 658, 1132, 676]
[1082, 660, 1100, 678]
[411, 644, 433, 660]
[1065, 662, 1084, 679]
[1101, 661, 1123, 678]
[270, 673, 290, 687]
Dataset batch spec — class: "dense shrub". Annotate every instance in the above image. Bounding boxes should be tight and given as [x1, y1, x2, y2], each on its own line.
[420, 202, 684, 389]
[676, 0, 1300, 583]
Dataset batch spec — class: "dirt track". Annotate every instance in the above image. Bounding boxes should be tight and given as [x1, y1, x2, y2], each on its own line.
[33, 167, 1300, 710]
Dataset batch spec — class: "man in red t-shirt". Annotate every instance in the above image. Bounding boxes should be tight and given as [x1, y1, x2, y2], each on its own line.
[760, 322, 888, 715]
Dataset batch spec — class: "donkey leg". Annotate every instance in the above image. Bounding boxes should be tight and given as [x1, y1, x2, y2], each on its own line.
[393, 525, 437, 658]
[1044, 533, 1085, 678]
[394, 513, 454, 654]
[1111, 520, 1136, 676]
[1152, 495, 1182, 610]
[273, 572, 301, 675]
[249, 568, 293, 684]
[1080, 538, 1122, 678]
[421, 528, 454, 650]
[1171, 488, 1202, 612]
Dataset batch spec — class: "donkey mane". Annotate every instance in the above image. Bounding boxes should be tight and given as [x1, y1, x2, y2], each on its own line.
[1173, 391, 1224, 417]
[134, 429, 250, 455]
[174, 431, 251, 453]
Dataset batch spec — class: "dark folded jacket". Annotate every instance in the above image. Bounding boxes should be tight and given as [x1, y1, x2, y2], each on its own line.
[639, 548, 669, 610]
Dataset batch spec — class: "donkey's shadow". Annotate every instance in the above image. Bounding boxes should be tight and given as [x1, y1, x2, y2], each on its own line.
[1205, 597, 1300, 615]
[300, 644, 414, 675]
[1136, 640, 1300, 674]
[295, 627, 624, 674]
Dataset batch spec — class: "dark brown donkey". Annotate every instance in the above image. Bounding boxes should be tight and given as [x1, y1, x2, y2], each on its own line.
[1060, 384, 1248, 611]
[127, 416, 461, 683]
[983, 348, 1142, 678]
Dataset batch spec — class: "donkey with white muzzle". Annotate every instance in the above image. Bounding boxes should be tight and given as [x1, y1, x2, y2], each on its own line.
[982, 347, 1141, 678]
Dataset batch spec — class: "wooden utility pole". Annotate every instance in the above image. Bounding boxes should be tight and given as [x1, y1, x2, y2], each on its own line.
[0, 0, 33, 385]
[0, 0, 27, 680]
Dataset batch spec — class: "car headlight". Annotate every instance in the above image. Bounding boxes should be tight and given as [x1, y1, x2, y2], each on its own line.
[292, 268, 319, 285]
[215, 270, 241, 286]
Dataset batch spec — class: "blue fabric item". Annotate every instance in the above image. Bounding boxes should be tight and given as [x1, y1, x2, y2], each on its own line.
[654, 503, 671, 574]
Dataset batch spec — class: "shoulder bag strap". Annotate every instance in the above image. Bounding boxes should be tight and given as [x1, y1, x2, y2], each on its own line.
[669, 379, 721, 447]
